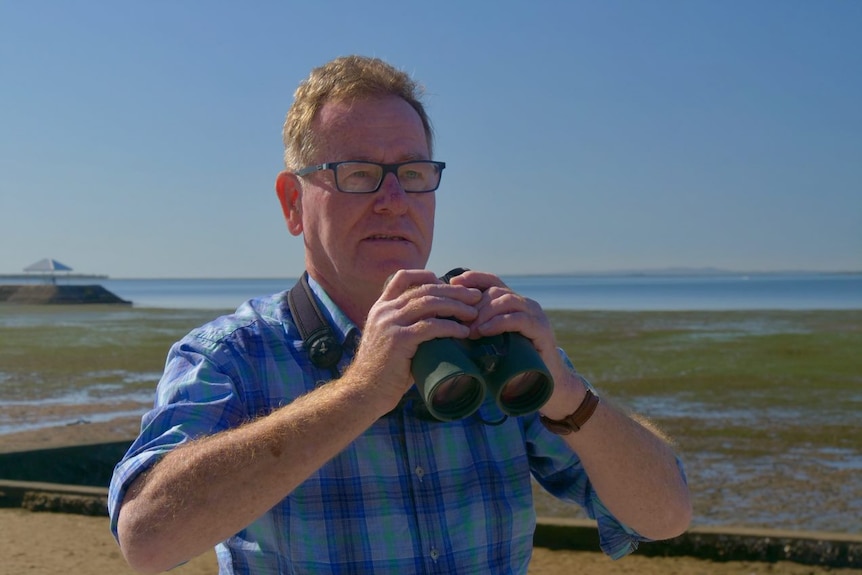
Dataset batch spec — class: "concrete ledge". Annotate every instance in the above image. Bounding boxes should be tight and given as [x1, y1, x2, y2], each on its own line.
[0, 284, 130, 305]
[535, 517, 862, 568]
[0, 479, 108, 516]
[0, 440, 131, 486]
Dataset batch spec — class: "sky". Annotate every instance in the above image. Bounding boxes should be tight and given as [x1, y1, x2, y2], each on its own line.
[1, 1, 860, 279]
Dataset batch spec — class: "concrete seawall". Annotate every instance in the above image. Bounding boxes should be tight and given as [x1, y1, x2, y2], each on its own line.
[0, 284, 130, 305]
[535, 517, 862, 569]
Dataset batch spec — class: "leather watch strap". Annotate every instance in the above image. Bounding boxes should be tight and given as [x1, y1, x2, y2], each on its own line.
[540, 388, 600, 435]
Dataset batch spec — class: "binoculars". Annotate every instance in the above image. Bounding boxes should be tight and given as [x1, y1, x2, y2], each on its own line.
[410, 268, 555, 422]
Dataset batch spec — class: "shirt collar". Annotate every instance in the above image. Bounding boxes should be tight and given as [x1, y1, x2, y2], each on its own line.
[306, 275, 361, 352]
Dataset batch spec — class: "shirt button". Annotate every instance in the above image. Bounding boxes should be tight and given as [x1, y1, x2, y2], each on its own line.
[414, 466, 425, 480]
[430, 548, 440, 561]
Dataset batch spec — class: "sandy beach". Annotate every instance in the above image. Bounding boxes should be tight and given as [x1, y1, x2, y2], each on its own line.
[3, 507, 862, 575]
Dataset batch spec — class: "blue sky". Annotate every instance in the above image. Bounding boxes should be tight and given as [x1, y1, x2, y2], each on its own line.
[1, 1, 860, 278]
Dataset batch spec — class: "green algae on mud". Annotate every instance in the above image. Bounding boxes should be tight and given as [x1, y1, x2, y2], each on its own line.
[543, 309, 862, 533]
[548, 310, 861, 444]
[0, 306, 225, 404]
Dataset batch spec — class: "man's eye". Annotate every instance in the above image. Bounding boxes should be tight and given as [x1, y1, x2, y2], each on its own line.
[341, 166, 379, 180]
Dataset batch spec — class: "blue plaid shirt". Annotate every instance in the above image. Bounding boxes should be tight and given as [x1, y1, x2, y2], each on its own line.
[109, 279, 645, 573]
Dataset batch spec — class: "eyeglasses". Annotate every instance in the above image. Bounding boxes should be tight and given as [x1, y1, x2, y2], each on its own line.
[295, 160, 446, 194]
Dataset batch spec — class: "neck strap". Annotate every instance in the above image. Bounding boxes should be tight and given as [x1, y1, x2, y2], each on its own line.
[287, 272, 343, 377]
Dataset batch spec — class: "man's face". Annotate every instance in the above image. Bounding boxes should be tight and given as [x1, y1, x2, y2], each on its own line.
[287, 95, 436, 297]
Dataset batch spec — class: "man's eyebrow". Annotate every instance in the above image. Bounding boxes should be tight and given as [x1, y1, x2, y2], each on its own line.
[342, 152, 429, 163]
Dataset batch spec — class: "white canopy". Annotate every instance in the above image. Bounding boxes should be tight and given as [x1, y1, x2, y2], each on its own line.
[24, 258, 73, 272]
[23, 258, 74, 284]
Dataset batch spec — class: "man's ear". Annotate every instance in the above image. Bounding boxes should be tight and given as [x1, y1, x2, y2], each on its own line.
[276, 171, 303, 236]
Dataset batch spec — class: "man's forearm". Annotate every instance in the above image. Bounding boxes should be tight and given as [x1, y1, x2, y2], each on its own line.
[564, 398, 692, 540]
[116, 374, 390, 573]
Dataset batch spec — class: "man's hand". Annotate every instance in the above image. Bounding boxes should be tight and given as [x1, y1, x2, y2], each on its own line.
[349, 269, 483, 411]
[445, 269, 581, 417]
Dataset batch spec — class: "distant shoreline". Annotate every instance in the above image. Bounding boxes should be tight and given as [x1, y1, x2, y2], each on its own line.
[503, 269, 862, 279]
[1, 270, 859, 282]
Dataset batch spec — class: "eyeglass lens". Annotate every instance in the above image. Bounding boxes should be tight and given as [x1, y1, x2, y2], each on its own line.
[335, 162, 441, 193]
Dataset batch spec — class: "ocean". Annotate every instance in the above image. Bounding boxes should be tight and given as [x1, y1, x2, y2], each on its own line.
[11, 271, 860, 311]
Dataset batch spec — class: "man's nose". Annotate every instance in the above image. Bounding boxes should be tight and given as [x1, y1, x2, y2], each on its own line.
[374, 173, 409, 213]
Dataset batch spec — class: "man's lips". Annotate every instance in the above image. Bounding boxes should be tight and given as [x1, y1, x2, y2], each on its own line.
[364, 234, 410, 242]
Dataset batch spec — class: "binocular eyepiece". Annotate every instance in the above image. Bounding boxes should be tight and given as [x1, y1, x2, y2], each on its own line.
[409, 268, 555, 422]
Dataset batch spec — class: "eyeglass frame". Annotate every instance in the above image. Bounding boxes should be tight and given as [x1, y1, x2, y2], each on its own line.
[294, 160, 446, 194]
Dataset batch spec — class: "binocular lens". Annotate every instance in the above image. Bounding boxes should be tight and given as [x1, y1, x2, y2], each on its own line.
[429, 374, 484, 418]
[498, 371, 552, 413]
[409, 269, 555, 422]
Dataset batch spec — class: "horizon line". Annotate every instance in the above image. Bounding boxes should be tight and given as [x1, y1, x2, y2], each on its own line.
[4, 267, 859, 281]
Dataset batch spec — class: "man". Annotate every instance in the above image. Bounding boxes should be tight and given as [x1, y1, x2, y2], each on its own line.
[109, 55, 691, 574]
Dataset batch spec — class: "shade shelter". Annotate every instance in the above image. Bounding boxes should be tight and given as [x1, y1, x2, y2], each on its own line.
[23, 258, 73, 284]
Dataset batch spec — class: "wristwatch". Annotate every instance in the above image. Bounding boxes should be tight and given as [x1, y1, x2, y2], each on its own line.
[540, 386, 600, 435]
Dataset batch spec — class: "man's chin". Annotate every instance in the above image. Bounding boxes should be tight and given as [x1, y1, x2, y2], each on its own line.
[364, 260, 429, 284]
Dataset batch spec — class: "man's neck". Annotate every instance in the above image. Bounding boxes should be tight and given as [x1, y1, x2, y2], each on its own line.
[307, 271, 379, 330]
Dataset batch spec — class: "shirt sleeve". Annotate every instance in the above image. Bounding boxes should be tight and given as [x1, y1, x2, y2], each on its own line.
[524, 348, 658, 560]
[107, 331, 250, 539]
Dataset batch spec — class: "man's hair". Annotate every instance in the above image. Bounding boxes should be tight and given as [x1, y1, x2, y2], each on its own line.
[282, 55, 434, 170]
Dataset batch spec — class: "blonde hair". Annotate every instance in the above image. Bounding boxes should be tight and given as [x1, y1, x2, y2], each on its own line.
[282, 55, 434, 170]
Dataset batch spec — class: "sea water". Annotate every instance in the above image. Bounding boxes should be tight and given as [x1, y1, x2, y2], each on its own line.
[10, 272, 859, 311]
